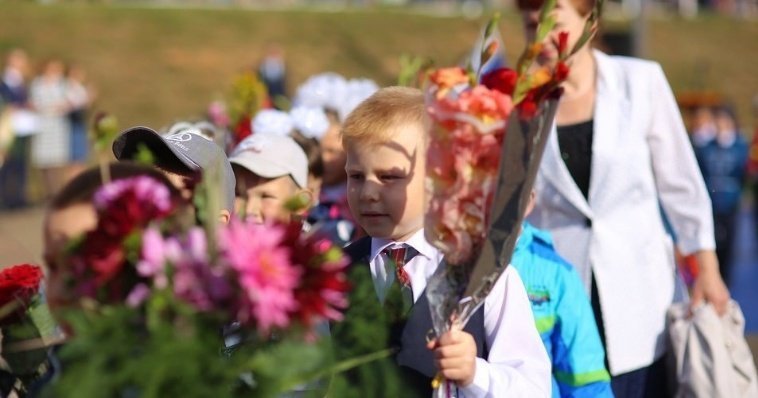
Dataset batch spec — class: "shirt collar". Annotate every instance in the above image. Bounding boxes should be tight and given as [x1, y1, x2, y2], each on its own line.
[515, 221, 553, 253]
[369, 228, 438, 263]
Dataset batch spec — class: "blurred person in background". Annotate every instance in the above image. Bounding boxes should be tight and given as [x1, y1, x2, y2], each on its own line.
[693, 104, 749, 286]
[745, 94, 758, 257]
[257, 43, 288, 108]
[690, 105, 718, 148]
[30, 58, 71, 200]
[0, 48, 34, 210]
[65, 63, 96, 180]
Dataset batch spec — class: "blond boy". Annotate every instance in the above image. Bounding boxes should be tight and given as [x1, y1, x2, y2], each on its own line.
[340, 87, 551, 397]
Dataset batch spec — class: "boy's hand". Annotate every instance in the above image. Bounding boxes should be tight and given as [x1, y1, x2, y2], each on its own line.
[427, 330, 477, 387]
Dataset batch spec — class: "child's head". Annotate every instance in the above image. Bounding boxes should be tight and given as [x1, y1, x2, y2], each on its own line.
[290, 105, 330, 199]
[714, 104, 739, 135]
[320, 111, 347, 188]
[291, 131, 324, 200]
[43, 163, 182, 309]
[229, 134, 310, 224]
[112, 126, 236, 223]
[342, 86, 430, 242]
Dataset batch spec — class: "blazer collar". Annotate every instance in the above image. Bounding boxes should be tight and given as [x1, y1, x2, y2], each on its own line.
[540, 50, 630, 218]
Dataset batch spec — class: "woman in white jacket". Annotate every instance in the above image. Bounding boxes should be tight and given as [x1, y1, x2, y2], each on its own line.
[518, 0, 731, 396]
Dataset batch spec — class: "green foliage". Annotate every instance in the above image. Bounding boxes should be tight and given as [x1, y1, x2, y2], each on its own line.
[133, 143, 156, 167]
[328, 265, 416, 398]
[43, 300, 337, 398]
[227, 72, 269, 125]
[397, 54, 434, 88]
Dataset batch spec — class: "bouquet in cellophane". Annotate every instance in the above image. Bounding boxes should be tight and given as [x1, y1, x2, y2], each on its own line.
[423, 4, 599, 396]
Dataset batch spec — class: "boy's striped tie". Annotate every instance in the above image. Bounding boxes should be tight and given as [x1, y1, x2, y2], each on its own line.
[382, 245, 418, 312]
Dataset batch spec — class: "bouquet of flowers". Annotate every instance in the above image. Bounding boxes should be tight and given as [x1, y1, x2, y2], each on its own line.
[424, 11, 574, 267]
[46, 174, 356, 398]
[423, 5, 599, 397]
[0, 263, 60, 397]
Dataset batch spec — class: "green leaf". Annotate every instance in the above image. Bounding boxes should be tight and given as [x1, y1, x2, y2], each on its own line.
[483, 12, 501, 40]
[134, 142, 156, 166]
[536, 16, 556, 42]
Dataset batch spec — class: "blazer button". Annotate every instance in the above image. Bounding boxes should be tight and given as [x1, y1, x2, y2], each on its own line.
[585, 218, 592, 227]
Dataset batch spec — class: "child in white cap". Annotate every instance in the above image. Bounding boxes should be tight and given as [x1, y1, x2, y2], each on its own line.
[229, 133, 311, 224]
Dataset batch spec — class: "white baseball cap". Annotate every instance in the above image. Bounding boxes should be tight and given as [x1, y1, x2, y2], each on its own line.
[229, 134, 308, 189]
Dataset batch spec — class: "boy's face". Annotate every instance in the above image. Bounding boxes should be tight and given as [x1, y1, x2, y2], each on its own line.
[233, 165, 299, 224]
[345, 122, 426, 242]
[160, 169, 197, 203]
[43, 203, 98, 311]
[159, 168, 230, 224]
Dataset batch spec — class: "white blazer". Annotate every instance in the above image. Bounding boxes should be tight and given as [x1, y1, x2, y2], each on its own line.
[528, 50, 716, 376]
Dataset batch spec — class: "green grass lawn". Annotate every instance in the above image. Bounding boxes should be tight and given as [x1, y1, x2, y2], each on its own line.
[1, 3, 756, 131]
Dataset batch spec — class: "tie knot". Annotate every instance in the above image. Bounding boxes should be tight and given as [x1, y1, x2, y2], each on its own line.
[382, 245, 418, 269]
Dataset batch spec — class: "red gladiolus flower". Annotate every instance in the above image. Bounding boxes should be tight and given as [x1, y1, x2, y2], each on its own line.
[518, 92, 539, 120]
[0, 264, 43, 325]
[556, 32, 569, 57]
[234, 115, 253, 145]
[555, 61, 570, 83]
[481, 68, 518, 96]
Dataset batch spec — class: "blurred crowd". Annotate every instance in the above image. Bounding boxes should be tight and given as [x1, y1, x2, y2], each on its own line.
[0, 48, 96, 208]
[682, 97, 758, 286]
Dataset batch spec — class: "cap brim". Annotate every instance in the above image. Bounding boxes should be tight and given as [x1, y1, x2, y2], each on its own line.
[112, 126, 197, 173]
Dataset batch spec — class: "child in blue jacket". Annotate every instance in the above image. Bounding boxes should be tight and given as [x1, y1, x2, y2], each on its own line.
[512, 192, 614, 397]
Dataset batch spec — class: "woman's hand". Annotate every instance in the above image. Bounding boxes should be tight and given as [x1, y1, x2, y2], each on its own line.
[690, 250, 730, 315]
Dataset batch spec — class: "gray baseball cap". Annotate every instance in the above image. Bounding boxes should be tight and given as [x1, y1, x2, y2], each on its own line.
[112, 126, 236, 211]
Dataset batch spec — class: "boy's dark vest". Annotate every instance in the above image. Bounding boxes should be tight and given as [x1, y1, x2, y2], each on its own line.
[341, 237, 489, 395]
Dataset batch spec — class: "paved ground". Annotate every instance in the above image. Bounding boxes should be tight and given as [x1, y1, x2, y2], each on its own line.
[0, 205, 45, 266]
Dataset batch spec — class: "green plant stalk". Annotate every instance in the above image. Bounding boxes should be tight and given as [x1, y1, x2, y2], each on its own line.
[281, 347, 396, 394]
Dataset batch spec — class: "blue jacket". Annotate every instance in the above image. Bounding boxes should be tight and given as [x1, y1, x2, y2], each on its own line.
[512, 222, 613, 398]
[694, 135, 749, 214]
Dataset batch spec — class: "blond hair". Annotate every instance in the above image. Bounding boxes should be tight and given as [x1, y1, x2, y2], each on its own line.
[341, 86, 429, 148]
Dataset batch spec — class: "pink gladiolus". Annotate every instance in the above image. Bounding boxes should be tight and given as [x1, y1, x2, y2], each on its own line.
[425, 83, 512, 265]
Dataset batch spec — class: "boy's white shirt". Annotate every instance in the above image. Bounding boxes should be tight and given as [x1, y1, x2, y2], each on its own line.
[369, 229, 552, 398]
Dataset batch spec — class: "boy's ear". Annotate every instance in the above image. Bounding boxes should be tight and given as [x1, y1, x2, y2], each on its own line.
[218, 209, 231, 224]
